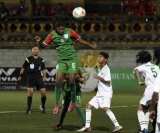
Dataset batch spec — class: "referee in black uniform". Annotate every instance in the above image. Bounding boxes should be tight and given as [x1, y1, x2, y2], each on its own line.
[18, 45, 47, 114]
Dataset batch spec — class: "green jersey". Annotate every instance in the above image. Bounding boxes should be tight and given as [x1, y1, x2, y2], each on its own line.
[43, 28, 80, 61]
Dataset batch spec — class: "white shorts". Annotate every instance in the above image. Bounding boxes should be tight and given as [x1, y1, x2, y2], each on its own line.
[139, 95, 151, 106]
[157, 104, 160, 123]
[155, 122, 160, 132]
[89, 96, 112, 109]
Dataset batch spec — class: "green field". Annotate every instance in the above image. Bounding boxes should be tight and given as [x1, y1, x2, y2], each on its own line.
[0, 91, 152, 133]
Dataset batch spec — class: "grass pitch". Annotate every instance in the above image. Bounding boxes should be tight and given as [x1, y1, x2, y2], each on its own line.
[0, 91, 152, 133]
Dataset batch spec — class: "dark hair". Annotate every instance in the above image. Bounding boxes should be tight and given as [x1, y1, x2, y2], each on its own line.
[55, 20, 66, 28]
[154, 48, 160, 65]
[136, 51, 151, 63]
[31, 44, 39, 49]
[99, 52, 109, 59]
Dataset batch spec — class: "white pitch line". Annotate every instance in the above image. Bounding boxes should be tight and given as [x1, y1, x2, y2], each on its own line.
[0, 105, 138, 114]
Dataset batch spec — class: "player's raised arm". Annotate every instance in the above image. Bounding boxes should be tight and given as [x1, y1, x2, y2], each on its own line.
[78, 38, 97, 49]
[69, 29, 97, 49]
[34, 36, 50, 48]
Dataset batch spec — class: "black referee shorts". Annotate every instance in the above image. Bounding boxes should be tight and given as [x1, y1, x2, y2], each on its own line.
[27, 75, 45, 90]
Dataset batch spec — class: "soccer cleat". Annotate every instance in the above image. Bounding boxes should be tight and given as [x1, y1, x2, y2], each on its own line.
[53, 104, 61, 115]
[68, 102, 75, 112]
[56, 124, 62, 130]
[39, 105, 45, 113]
[26, 109, 31, 114]
[77, 127, 91, 132]
[112, 125, 123, 133]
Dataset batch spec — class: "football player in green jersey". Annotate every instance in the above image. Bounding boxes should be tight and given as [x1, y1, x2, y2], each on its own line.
[35, 20, 97, 114]
[56, 68, 85, 130]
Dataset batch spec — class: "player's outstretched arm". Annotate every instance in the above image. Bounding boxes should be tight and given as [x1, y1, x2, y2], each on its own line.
[78, 38, 97, 49]
[34, 36, 47, 48]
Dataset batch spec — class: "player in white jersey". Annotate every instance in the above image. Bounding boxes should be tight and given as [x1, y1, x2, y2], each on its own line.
[134, 51, 159, 133]
[149, 48, 160, 133]
[150, 72, 160, 133]
[77, 52, 123, 133]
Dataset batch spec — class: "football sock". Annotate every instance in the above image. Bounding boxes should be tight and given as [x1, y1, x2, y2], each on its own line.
[106, 109, 119, 127]
[76, 107, 85, 126]
[86, 109, 91, 128]
[27, 96, 32, 110]
[41, 96, 46, 109]
[137, 110, 145, 130]
[70, 84, 76, 103]
[55, 86, 62, 104]
[144, 111, 149, 129]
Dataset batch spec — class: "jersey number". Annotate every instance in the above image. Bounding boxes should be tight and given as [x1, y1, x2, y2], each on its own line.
[72, 63, 75, 69]
[151, 68, 158, 78]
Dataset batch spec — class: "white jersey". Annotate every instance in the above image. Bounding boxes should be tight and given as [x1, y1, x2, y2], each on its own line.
[154, 71, 160, 123]
[154, 71, 160, 102]
[96, 64, 113, 97]
[134, 62, 159, 96]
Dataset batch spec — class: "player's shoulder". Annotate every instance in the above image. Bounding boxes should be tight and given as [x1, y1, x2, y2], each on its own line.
[104, 64, 110, 69]
[38, 56, 44, 61]
[27, 56, 33, 60]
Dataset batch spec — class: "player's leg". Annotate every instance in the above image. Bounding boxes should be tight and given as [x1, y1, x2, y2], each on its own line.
[37, 78, 46, 113]
[56, 91, 70, 130]
[68, 73, 76, 111]
[26, 87, 34, 114]
[26, 76, 34, 114]
[67, 59, 78, 112]
[75, 95, 85, 127]
[77, 96, 98, 132]
[138, 96, 151, 132]
[101, 97, 122, 133]
[39, 88, 46, 113]
[53, 62, 66, 114]
[138, 104, 148, 132]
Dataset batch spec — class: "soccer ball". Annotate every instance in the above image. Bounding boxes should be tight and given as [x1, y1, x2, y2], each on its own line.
[72, 7, 86, 19]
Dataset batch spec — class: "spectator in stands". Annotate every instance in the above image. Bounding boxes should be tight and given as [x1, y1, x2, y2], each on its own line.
[30, 0, 36, 15]
[39, 6, 48, 16]
[15, 0, 25, 16]
[55, 3, 67, 20]
[0, 2, 8, 20]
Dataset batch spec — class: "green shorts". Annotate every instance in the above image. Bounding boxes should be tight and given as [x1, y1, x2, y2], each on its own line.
[56, 59, 78, 73]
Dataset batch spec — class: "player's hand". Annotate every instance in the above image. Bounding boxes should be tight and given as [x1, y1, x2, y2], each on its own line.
[149, 110, 155, 120]
[18, 76, 22, 81]
[89, 42, 97, 49]
[139, 81, 145, 85]
[43, 76, 46, 82]
[35, 36, 41, 42]
[93, 74, 99, 79]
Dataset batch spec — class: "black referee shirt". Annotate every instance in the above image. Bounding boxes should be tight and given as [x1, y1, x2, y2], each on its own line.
[22, 56, 45, 76]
